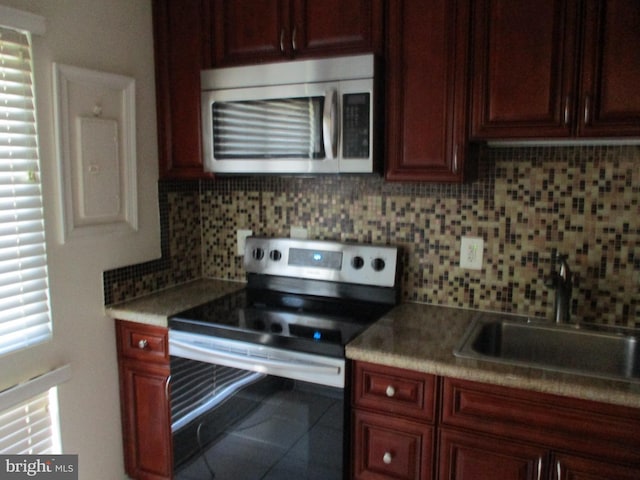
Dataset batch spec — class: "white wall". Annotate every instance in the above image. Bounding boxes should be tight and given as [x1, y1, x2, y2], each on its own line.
[0, 1, 160, 478]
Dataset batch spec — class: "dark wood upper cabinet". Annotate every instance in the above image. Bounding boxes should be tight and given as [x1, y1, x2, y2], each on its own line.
[385, 0, 473, 183]
[470, 0, 578, 139]
[153, 0, 209, 179]
[212, 0, 289, 65]
[153, 0, 382, 179]
[579, 0, 640, 136]
[291, 0, 383, 58]
[471, 0, 640, 140]
[211, 0, 383, 66]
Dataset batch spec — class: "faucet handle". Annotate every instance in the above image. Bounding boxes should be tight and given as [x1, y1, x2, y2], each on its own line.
[545, 252, 571, 288]
[544, 251, 559, 288]
[556, 254, 571, 282]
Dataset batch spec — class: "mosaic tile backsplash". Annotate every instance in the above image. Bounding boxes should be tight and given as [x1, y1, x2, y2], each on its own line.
[104, 145, 639, 328]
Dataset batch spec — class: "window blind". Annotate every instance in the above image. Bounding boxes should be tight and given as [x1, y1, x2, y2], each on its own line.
[0, 389, 57, 454]
[0, 365, 70, 454]
[0, 25, 52, 356]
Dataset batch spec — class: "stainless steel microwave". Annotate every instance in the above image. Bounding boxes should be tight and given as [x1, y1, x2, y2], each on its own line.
[201, 54, 377, 175]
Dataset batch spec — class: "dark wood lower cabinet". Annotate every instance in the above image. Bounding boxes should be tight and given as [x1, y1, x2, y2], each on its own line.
[552, 453, 639, 480]
[116, 320, 172, 480]
[438, 430, 640, 480]
[353, 409, 434, 480]
[119, 360, 172, 480]
[438, 377, 640, 480]
[438, 428, 547, 480]
[351, 363, 640, 480]
[113, 349, 640, 480]
[352, 362, 436, 480]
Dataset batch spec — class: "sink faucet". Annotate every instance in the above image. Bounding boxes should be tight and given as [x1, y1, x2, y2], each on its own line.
[545, 253, 573, 324]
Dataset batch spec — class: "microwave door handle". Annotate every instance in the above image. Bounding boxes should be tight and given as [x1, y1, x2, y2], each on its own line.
[322, 89, 338, 159]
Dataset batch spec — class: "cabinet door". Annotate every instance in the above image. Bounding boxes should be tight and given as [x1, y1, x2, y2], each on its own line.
[385, 0, 472, 183]
[438, 428, 548, 480]
[578, 0, 640, 136]
[470, 0, 579, 139]
[153, 0, 208, 179]
[353, 409, 434, 480]
[291, 0, 383, 58]
[212, 0, 291, 65]
[553, 453, 639, 480]
[119, 360, 172, 480]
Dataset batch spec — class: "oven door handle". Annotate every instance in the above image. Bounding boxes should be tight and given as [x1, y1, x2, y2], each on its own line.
[169, 337, 343, 378]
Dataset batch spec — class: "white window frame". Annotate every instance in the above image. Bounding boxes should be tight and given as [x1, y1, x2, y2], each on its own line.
[0, 5, 70, 458]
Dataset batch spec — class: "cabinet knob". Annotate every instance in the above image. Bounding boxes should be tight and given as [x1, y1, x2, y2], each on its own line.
[137, 339, 148, 350]
[383, 452, 393, 465]
[385, 385, 396, 398]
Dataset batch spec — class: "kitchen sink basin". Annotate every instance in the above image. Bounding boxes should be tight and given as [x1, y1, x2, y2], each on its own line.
[454, 316, 640, 383]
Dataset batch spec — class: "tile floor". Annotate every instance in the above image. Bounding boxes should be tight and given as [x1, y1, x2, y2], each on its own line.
[175, 381, 344, 480]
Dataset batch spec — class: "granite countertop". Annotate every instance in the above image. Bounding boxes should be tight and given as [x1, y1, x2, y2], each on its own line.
[106, 280, 640, 409]
[346, 302, 640, 409]
[105, 279, 244, 327]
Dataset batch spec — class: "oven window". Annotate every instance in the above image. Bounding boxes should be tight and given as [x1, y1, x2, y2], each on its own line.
[172, 357, 344, 479]
[212, 96, 326, 159]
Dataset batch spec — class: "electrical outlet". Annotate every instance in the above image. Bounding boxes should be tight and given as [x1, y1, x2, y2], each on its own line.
[236, 229, 253, 256]
[460, 236, 484, 270]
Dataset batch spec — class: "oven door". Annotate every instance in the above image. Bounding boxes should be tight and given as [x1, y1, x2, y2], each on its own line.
[169, 330, 347, 479]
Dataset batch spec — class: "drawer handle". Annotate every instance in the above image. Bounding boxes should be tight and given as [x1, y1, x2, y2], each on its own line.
[137, 339, 148, 350]
[563, 95, 570, 126]
[583, 94, 591, 125]
[385, 385, 396, 398]
[383, 452, 393, 465]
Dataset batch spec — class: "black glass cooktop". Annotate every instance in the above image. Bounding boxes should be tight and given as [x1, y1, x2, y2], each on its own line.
[169, 288, 393, 358]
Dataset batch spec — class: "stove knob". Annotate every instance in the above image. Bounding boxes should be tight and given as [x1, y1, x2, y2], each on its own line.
[351, 256, 365, 270]
[270, 249, 282, 261]
[252, 248, 265, 261]
[372, 257, 386, 272]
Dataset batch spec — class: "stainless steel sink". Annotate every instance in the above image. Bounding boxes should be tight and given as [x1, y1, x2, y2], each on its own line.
[454, 316, 640, 383]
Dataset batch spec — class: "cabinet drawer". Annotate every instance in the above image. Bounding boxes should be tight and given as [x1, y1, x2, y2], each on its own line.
[353, 409, 433, 480]
[116, 320, 169, 363]
[353, 362, 437, 422]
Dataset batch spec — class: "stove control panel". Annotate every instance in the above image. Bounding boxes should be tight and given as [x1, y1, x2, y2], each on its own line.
[244, 237, 399, 287]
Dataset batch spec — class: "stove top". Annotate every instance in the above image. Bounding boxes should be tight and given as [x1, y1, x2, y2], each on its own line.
[169, 237, 401, 358]
[169, 288, 393, 358]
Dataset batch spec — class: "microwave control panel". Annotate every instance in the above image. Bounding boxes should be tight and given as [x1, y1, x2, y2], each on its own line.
[342, 93, 370, 159]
